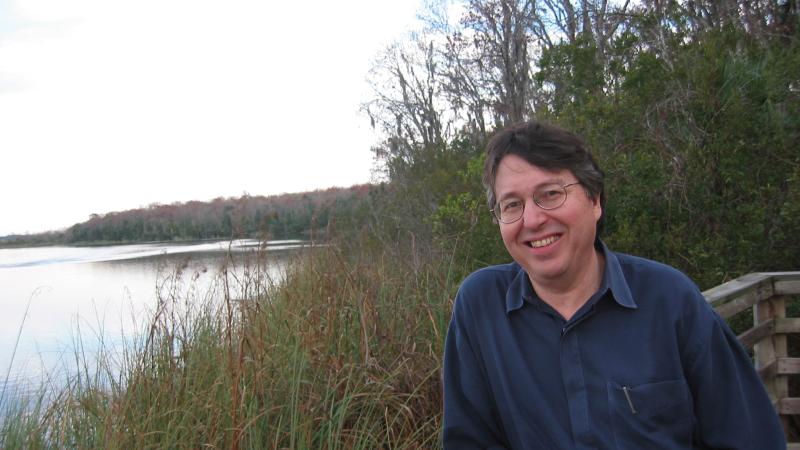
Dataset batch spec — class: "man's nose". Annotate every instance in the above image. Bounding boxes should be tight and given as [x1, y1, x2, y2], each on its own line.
[521, 199, 547, 228]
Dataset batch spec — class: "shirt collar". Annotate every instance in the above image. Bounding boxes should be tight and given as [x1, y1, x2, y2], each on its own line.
[505, 240, 638, 314]
[599, 241, 637, 309]
[505, 267, 531, 313]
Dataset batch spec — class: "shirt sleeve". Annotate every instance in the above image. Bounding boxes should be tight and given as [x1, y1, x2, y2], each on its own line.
[442, 288, 509, 449]
[682, 296, 786, 450]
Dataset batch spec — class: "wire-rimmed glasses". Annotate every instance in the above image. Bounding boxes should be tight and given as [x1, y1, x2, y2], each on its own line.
[491, 182, 581, 224]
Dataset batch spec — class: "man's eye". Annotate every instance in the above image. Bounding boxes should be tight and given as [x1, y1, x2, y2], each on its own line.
[542, 189, 561, 198]
[502, 200, 522, 211]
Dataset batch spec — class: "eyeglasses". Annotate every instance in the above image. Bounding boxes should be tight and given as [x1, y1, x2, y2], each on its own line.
[491, 182, 581, 224]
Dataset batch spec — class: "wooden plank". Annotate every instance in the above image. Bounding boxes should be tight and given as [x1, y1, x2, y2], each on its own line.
[758, 271, 800, 295]
[737, 318, 774, 350]
[775, 279, 800, 296]
[777, 357, 800, 375]
[772, 298, 789, 403]
[703, 272, 800, 318]
[703, 273, 773, 311]
[755, 297, 785, 402]
[714, 293, 762, 320]
[777, 397, 799, 442]
[775, 318, 800, 334]
[778, 398, 800, 415]
[753, 297, 789, 401]
[757, 357, 800, 381]
[758, 271, 800, 281]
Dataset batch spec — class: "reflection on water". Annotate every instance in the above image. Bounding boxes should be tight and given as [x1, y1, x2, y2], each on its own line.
[0, 239, 303, 402]
[0, 239, 304, 268]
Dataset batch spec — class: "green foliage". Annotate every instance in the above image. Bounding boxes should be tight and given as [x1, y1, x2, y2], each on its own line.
[430, 152, 507, 271]
[530, 25, 800, 288]
[370, 18, 800, 289]
[535, 34, 605, 114]
[358, 137, 486, 261]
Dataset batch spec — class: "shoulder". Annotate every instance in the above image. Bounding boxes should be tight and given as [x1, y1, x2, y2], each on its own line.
[614, 252, 700, 297]
[610, 251, 715, 319]
[459, 262, 520, 293]
[612, 250, 722, 326]
[609, 251, 725, 354]
[453, 262, 521, 314]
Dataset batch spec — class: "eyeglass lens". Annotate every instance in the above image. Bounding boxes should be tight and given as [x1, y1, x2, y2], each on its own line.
[494, 184, 569, 223]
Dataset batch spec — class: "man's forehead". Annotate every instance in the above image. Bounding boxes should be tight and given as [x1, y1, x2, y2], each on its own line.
[495, 155, 573, 189]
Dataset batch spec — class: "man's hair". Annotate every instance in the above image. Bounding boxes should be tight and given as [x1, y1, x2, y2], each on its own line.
[482, 121, 605, 235]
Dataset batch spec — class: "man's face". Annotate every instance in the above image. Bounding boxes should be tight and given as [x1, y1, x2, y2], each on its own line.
[494, 154, 602, 287]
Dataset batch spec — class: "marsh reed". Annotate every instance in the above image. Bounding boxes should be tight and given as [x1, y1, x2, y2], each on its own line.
[0, 238, 460, 449]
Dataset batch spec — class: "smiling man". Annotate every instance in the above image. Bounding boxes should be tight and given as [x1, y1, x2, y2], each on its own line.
[442, 121, 785, 449]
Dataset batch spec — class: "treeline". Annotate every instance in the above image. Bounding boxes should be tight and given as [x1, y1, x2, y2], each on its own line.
[3, 185, 373, 245]
[357, 0, 800, 290]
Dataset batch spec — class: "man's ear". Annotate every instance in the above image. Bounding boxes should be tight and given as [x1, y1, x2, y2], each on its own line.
[592, 195, 602, 221]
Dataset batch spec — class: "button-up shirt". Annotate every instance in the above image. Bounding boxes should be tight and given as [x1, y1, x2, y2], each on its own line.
[442, 243, 785, 449]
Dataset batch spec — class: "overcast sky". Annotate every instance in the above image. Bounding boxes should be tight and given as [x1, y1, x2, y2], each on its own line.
[0, 0, 422, 236]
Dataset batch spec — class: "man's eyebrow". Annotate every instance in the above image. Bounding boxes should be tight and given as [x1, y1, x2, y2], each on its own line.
[496, 178, 569, 201]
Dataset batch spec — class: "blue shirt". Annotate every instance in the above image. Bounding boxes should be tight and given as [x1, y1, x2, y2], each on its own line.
[443, 243, 785, 449]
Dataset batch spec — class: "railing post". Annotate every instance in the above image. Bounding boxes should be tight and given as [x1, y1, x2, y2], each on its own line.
[754, 295, 789, 431]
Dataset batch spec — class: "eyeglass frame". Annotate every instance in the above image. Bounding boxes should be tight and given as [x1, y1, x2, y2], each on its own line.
[490, 182, 582, 224]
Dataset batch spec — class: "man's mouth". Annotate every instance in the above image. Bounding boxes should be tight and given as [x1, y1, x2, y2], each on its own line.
[528, 235, 560, 248]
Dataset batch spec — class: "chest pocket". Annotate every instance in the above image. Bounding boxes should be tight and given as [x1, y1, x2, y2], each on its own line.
[607, 379, 694, 449]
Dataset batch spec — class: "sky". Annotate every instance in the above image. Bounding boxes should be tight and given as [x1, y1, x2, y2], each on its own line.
[0, 0, 423, 236]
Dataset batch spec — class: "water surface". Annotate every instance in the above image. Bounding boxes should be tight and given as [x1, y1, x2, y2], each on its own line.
[0, 239, 302, 400]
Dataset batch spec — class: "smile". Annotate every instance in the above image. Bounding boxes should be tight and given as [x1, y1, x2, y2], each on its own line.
[529, 235, 560, 248]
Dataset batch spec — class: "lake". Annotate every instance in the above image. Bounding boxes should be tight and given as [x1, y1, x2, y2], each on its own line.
[0, 239, 304, 401]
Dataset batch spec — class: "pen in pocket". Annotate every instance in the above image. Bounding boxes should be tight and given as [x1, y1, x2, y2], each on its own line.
[622, 386, 637, 414]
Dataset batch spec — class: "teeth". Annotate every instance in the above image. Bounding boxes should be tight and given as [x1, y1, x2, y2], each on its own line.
[530, 236, 559, 248]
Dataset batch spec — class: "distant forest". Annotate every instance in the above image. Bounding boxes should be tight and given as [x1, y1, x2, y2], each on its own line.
[1, 184, 372, 246]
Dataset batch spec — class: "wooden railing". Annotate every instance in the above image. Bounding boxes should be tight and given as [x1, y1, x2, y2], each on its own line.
[704, 271, 800, 448]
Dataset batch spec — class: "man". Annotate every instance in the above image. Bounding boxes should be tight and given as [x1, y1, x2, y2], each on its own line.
[442, 121, 785, 449]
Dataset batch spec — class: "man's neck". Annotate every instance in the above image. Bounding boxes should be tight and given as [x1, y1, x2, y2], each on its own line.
[530, 250, 605, 321]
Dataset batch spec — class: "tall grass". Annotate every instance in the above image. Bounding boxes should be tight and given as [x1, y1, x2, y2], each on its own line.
[0, 239, 461, 449]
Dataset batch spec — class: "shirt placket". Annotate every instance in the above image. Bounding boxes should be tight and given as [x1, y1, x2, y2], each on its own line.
[560, 322, 595, 449]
